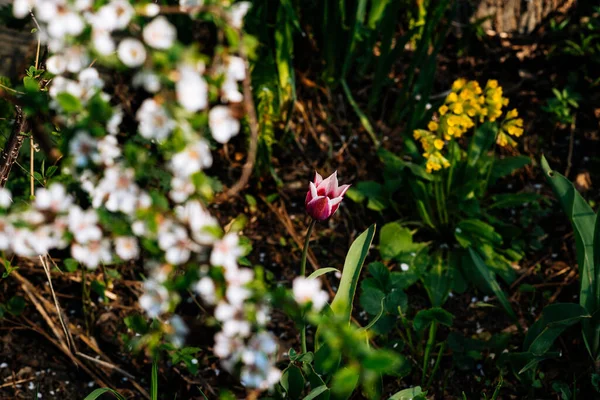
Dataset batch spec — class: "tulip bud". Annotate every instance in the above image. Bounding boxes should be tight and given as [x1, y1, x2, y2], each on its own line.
[305, 171, 350, 221]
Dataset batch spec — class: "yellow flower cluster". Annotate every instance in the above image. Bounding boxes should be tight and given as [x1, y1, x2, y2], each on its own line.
[497, 108, 524, 147]
[413, 78, 523, 173]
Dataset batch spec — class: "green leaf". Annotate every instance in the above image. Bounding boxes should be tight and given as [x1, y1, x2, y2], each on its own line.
[379, 222, 413, 260]
[328, 225, 376, 323]
[281, 365, 305, 399]
[304, 385, 329, 400]
[466, 121, 497, 169]
[367, 0, 391, 29]
[413, 307, 454, 332]
[541, 156, 598, 357]
[331, 365, 360, 399]
[368, 262, 390, 290]
[56, 92, 82, 113]
[388, 386, 426, 400]
[524, 303, 590, 356]
[490, 155, 531, 181]
[151, 358, 158, 400]
[6, 296, 25, 316]
[64, 258, 79, 272]
[363, 350, 403, 373]
[83, 389, 127, 400]
[467, 248, 517, 322]
[308, 268, 340, 280]
[360, 286, 385, 315]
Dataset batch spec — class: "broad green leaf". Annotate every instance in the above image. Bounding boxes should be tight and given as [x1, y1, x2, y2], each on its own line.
[456, 220, 503, 247]
[329, 225, 376, 322]
[281, 365, 305, 399]
[304, 385, 329, 400]
[331, 365, 360, 399]
[490, 155, 531, 181]
[363, 350, 403, 373]
[388, 387, 426, 400]
[56, 92, 82, 113]
[83, 389, 127, 400]
[413, 307, 453, 332]
[368, 262, 390, 289]
[379, 222, 413, 260]
[362, 297, 386, 331]
[360, 286, 385, 315]
[308, 268, 340, 280]
[541, 156, 598, 357]
[489, 192, 541, 209]
[367, 0, 391, 29]
[524, 303, 590, 356]
[467, 248, 517, 322]
[466, 121, 497, 169]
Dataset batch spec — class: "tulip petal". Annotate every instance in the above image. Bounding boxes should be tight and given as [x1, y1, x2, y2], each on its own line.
[326, 171, 339, 197]
[306, 196, 332, 221]
[314, 171, 323, 186]
[305, 181, 318, 206]
[334, 184, 351, 198]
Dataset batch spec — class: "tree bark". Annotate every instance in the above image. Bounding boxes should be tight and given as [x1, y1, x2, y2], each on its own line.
[473, 0, 577, 34]
[0, 106, 28, 188]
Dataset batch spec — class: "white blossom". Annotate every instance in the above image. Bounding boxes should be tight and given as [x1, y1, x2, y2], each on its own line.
[0, 188, 12, 209]
[229, 2, 251, 29]
[175, 200, 218, 244]
[136, 98, 176, 141]
[35, 184, 72, 213]
[97, 135, 121, 166]
[12, 0, 35, 19]
[143, 16, 176, 49]
[195, 277, 216, 305]
[117, 38, 147, 68]
[69, 131, 99, 167]
[211, 233, 243, 271]
[176, 65, 208, 112]
[209, 105, 240, 144]
[169, 176, 195, 203]
[133, 71, 161, 93]
[292, 277, 328, 311]
[46, 55, 67, 75]
[139, 279, 170, 318]
[68, 207, 102, 244]
[115, 236, 139, 261]
[171, 139, 212, 177]
[92, 30, 115, 56]
[71, 239, 112, 269]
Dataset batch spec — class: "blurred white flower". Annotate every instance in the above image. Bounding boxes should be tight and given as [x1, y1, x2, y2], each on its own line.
[209, 106, 240, 144]
[133, 71, 161, 93]
[143, 3, 160, 17]
[180, 0, 203, 8]
[175, 200, 218, 244]
[158, 223, 200, 265]
[68, 207, 102, 244]
[35, 184, 72, 213]
[106, 107, 123, 135]
[221, 56, 245, 103]
[139, 279, 170, 318]
[46, 55, 67, 75]
[169, 176, 195, 203]
[166, 315, 189, 348]
[71, 239, 112, 269]
[211, 233, 243, 271]
[176, 65, 208, 112]
[226, 285, 251, 306]
[48, 7, 85, 39]
[214, 332, 243, 358]
[170, 139, 212, 177]
[118, 38, 147, 68]
[64, 46, 90, 73]
[143, 16, 176, 49]
[136, 98, 176, 141]
[92, 30, 115, 56]
[92, 166, 138, 214]
[115, 236, 139, 261]
[69, 131, 99, 167]
[229, 2, 251, 29]
[195, 277, 216, 305]
[0, 188, 12, 209]
[292, 277, 328, 311]
[12, 0, 35, 19]
[97, 135, 121, 166]
[0, 219, 13, 250]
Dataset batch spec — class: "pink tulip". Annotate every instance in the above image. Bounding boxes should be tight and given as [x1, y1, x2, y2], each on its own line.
[305, 171, 350, 221]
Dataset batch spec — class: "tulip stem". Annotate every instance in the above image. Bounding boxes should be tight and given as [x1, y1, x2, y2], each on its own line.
[300, 218, 317, 354]
[300, 219, 316, 278]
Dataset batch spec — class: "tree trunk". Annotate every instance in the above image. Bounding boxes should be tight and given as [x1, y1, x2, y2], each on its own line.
[473, 0, 577, 34]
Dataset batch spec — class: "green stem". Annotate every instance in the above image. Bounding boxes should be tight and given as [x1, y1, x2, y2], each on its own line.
[426, 341, 446, 388]
[421, 321, 438, 386]
[300, 219, 317, 354]
[300, 219, 316, 277]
